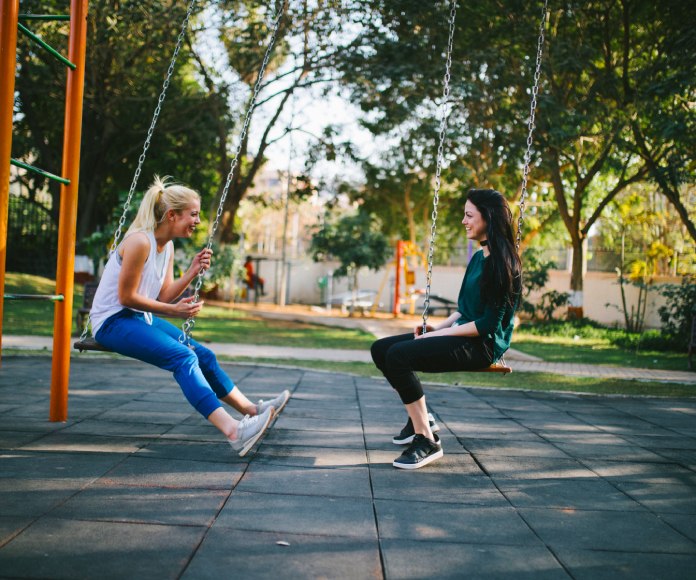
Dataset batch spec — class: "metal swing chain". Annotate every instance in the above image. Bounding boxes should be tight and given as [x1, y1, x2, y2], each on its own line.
[110, 0, 199, 255]
[516, 0, 548, 252]
[180, 0, 287, 345]
[421, 0, 458, 333]
[78, 0, 198, 344]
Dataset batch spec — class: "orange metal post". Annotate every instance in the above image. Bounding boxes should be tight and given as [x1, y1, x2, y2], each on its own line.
[50, 0, 88, 421]
[0, 0, 20, 366]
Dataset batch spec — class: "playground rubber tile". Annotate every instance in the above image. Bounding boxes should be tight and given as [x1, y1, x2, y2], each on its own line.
[215, 490, 377, 538]
[496, 478, 644, 511]
[370, 468, 506, 507]
[461, 438, 571, 459]
[288, 387, 357, 402]
[274, 415, 363, 434]
[444, 419, 545, 442]
[579, 459, 696, 485]
[282, 405, 362, 421]
[648, 448, 696, 468]
[0, 517, 205, 580]
[375, 500, 542, 546]
[237, 463, 372, 499]
[49, 486, 228, 526]
[19, 433, 146, 454]
[96, 456, 246, 490]
[554, 549, 696, 580]
[0, 516, 31, 545]
[159, 423, 231, 442]
[253, 444, 368, 468]
[0, 482, 84, 517]
[0, 430, 45, 449]
[615, 481, 696, 514]
[536, 431, 631, 445]
[519, 507, 696, 553]
[551, 442, 669, 463]
[622, 434, 696, 451]
[97, 408, 192, 425]
[0, 449, 124, 480]
[477, 456, 598, 480]
[282, 396, 359, 412]
[262, 427, 365, 449]
[657, 513, 696, 543]
[60, 419, 171, 438]
[135, 440, 241, 464]
[183, 528, 381, 580]
[0, 414, 77, 433]
[380, 538, 568, 580]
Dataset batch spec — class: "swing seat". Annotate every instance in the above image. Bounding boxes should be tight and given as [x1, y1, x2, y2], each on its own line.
[74, 336, 111, 352]
[474, 362, 512, 374]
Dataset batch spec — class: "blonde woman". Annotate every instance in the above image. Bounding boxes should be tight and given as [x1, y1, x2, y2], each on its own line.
[90, 176, 289, 456]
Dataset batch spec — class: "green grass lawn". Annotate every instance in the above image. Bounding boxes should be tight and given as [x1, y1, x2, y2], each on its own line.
[512, 332, 688, 371]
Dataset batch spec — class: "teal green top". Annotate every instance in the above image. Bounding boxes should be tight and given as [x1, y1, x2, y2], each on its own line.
[454, 249, 517, 362]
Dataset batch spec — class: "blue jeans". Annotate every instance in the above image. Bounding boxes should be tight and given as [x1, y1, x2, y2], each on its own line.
[95, 309, 235, 418]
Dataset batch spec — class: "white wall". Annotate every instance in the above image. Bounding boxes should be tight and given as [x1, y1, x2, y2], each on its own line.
[247, 258, 679, 329]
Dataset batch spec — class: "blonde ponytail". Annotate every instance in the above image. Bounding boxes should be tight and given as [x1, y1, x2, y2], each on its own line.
[125, 175, 200, 237]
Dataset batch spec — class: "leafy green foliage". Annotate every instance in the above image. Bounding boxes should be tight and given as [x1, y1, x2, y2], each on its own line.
[310, 212, 391, 278]
[657, 277, 696, 345]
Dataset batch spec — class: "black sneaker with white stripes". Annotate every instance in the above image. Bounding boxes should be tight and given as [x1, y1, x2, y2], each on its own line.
[393, 434, 443, 470]
[392, 413, 440, 445]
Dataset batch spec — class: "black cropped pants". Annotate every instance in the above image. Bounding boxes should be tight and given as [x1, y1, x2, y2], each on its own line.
[370, 332, 494, 404]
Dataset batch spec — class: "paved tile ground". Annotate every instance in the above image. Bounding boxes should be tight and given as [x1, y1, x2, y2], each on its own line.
[1, 356, 696, 579]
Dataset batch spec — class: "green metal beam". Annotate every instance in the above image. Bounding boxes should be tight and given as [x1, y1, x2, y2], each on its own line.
[18, 14, 70, 21]
[10, 158, 70, 185]
[17, 22, 76, 69]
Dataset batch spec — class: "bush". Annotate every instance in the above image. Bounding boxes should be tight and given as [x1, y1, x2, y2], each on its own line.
[517, 318, 685, 353]
[657, 277, 696, 346]
[611, 329, 681, 352]
[519, 249, 568, 320]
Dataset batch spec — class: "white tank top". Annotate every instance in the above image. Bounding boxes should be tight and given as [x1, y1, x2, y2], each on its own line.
[90, 231, 172, 335]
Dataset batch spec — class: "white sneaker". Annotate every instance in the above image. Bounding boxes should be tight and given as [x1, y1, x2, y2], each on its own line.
[229, 407, 273, 457]
[257, 389, 291, 417]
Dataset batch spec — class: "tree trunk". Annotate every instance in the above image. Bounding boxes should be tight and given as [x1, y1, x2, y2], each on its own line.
[568, 234, 585, 320]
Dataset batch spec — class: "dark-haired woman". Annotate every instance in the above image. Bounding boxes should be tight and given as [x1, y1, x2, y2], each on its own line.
[371, 189, 522, 470]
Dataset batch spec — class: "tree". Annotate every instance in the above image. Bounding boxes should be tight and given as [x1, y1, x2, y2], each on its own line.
[14, 0, 224, 241]
[309, 211, 391, 314]
[334, 0, 694, 318]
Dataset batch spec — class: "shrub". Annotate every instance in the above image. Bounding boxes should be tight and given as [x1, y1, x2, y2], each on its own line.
[657, 276, 696, 346]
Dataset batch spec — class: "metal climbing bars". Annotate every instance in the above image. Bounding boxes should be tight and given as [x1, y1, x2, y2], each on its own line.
[0, 0, 89, 422]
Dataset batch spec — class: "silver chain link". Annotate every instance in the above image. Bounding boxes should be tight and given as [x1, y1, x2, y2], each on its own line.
[180, 0, 287, 345]
[421, 0, 457, 333]
[421, 0, 548, 332]
[79, 0, 198, 343]
[516, 0, 548, 252]
[110, 0, 198, 255]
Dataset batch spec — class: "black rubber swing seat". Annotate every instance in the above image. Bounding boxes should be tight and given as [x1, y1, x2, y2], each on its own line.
[74, 336, 111, 352]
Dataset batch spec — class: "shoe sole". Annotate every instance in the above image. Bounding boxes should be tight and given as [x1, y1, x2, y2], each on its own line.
[274, 390, 291, 415]
[238, 409, 274, 457]
[392, 422, 441, 445]
[393, 448, 444, 470]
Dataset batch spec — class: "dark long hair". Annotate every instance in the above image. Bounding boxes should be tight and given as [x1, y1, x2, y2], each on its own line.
[466, 189, 522, 307]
